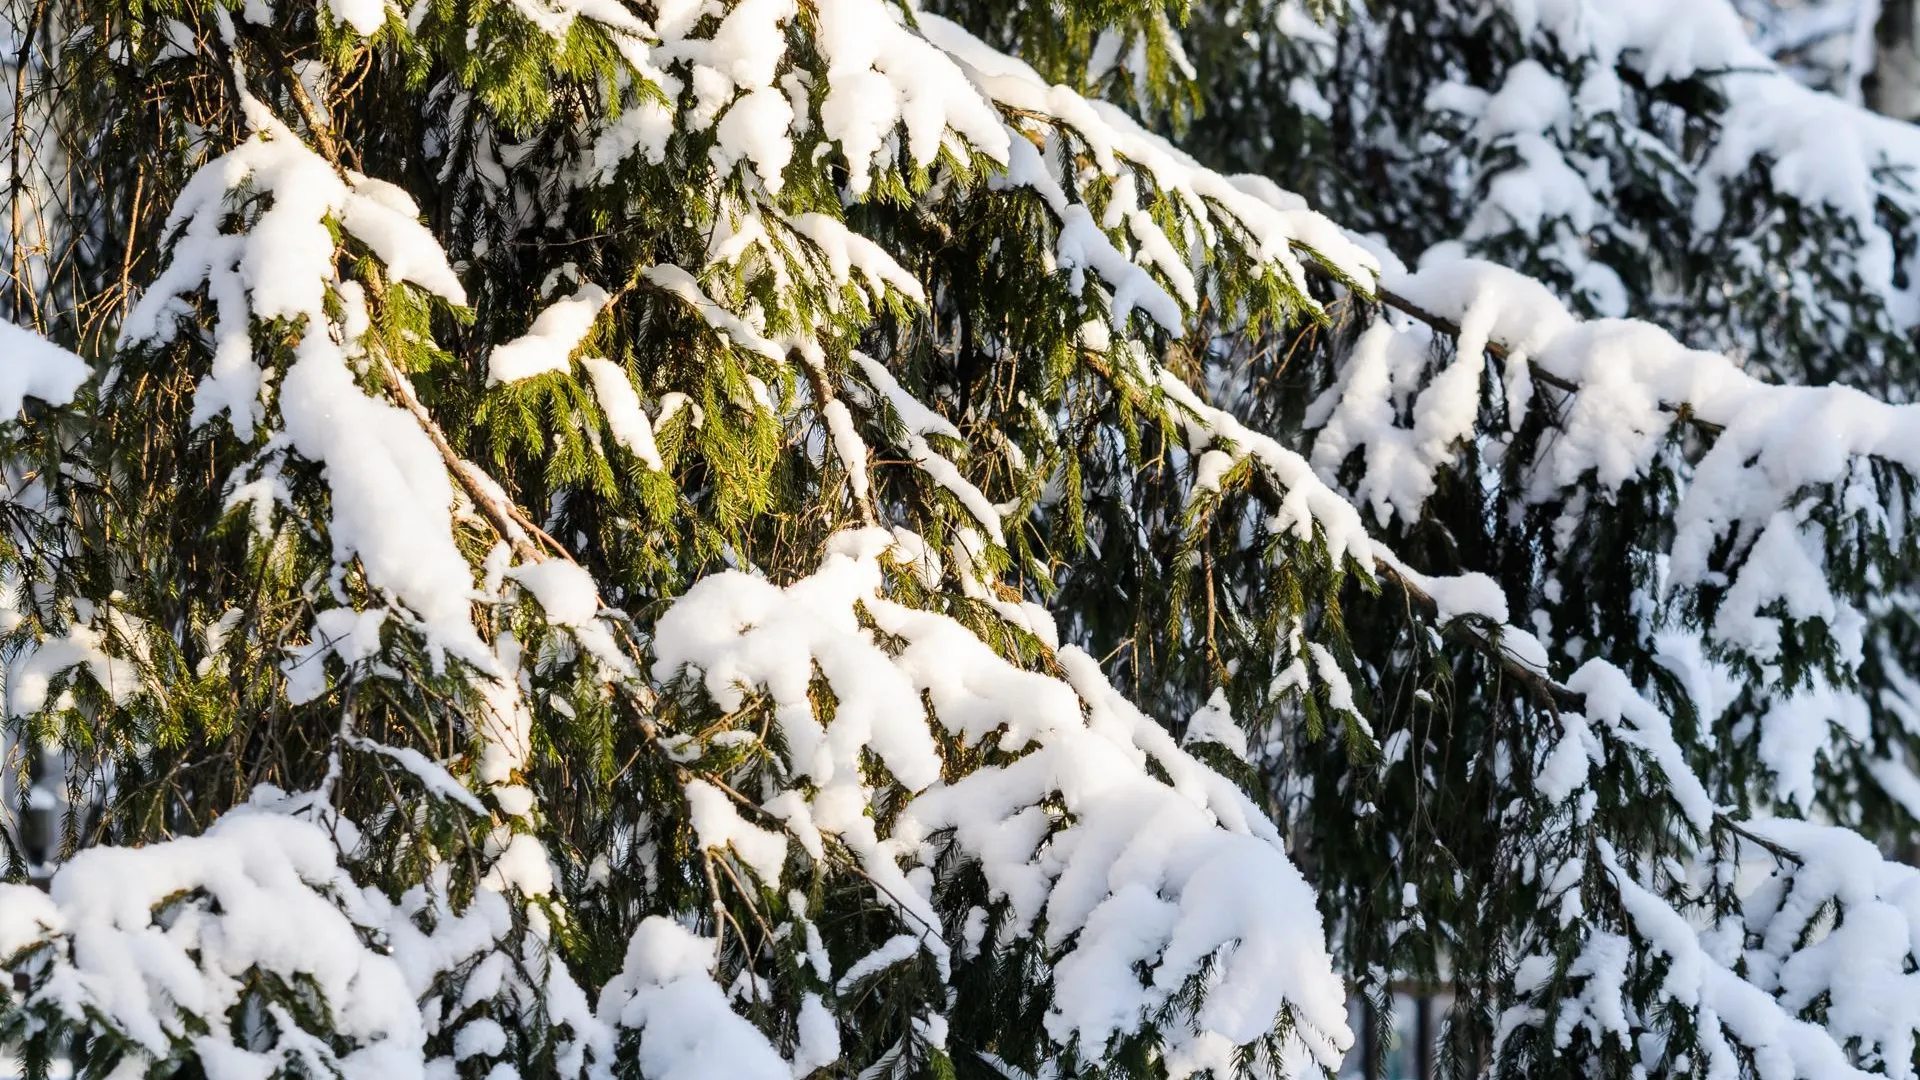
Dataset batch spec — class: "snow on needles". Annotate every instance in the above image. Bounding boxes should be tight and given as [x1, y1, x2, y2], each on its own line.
[488, 283, 612, 385]
[1373, 256, 1920, 665]
[1488, 0, 1920, 317]
[921, 12, 1380, 335]
[120, 130, 491, 675]
[0, 320, 89, 419]
[0, 810, 429, 1080]
[651, 529, 1353, 1075]
[0, 799, 623, 1080]
[549, 0, 1009, 198]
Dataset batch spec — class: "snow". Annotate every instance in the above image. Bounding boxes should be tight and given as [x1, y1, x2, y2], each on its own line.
[835, 933, 924, 992]
[643, 264, 784, 365]
[26, 2, 1920, 1078]
[1183, 688, 1249, 762]
[1599, 836, 1890, 1080]
[791, 993, 840, 1074]
[122, 130, 490, 677]
[713, 85, 794, 193]
[482, 832, 555, 898]
[1500, 626, 1551, 676]
[1480, 0, 1920, 319]
[811, 0, 1010, 195]
[1533, 713, 1594, 807]
[1191, 448, 1235, 494]
[597, 918, 788, 1080]
[580, 357, 665, 470]
[1399, 563, 1510, 624]
[684, 778, 788, 884]
[1567, 660, 1717, 833]
[651, 530, 1353, 1075]
[454, 1020, 508, 1062]
[847, 350, 1002, 543]
[786, 212, 926, 307]
[819, 397, 870, 504]
[284, 606, 387, 704]
[1732, 819, 1920, 1080]
[0, 320, 89, 419]
[487, 283, 611, 385]
[0, 810, 427, 1079]
[5, 612, 146, 717]
[1452, 60, 1601, 266]
[323, 0, 386, 35]
[1147, 354, 1377, 569]
[346, 736, 486, 815]
[1759, 679, 1872, 811]
[1311, 320, 1493, 527]
[509, 559, 601, 627]
[476, 637, 534, 788]
[1376, 256, 1920, 667]
[919, 12, 1377, 335]
[1307, 642, 1365, 732]
[1718, 511, 1846, 663]
[847, 350, 960, 442]
[341, 175, 469, 304]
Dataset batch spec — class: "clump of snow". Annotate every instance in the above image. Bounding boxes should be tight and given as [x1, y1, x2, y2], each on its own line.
[684, 778, 788, 883]
[792, 993, 841, 1073]
[819, 397, 871, 504]
[348, 737, 486, 814]
[322, 0, 386, 35]
[1311, 320, 1494, 526]
[284, 606, 387, 704]
[1598, 836, 1893, 1080]
[509, 560, 601, 627]
[487, 283, 611, 385]
[580, 357, 665, 470]
[0, 320, 89, 419]
[597, 917, 789, 1080]
[1147, 352, 1376, 569]
[483, 831, 555, 898]
[1183, 688, 1248, 762]
[5, 603, 149, 717]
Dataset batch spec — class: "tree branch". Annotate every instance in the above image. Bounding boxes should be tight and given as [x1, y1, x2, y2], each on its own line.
[1369, 283, 1724, 437]
[1077, 348, 1583, 713]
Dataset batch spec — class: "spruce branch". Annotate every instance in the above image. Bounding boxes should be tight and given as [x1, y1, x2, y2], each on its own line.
[1076, 347, 1583, 712]
[1369, 283, 1724, 437]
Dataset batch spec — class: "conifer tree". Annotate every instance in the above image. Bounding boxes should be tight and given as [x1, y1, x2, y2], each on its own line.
[7, 4, 1920, 1080]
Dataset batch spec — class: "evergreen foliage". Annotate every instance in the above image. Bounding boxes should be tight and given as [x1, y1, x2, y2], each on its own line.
[5, 3, 1920, 1080]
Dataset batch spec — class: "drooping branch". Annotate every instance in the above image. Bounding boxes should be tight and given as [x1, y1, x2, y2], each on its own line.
[1074, 348, 1584, 713]
[1370, 283, 1726, 437]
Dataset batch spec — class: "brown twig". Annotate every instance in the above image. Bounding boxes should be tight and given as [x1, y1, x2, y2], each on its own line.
[283, 62, 339, 164]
